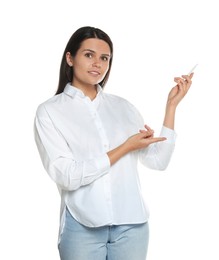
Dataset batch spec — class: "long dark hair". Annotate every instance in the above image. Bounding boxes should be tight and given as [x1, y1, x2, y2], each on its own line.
[55, 26, 113, 95]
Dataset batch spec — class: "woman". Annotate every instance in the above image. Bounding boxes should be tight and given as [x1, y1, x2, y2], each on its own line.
[34, 26, 193, 260]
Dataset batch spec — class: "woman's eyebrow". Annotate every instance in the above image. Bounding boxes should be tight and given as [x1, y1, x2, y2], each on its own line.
[82, 49, 111, 57]
[82, 48, 95, 53]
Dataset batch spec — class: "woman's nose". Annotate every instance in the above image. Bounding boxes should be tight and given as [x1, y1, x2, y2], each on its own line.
[92, 59, 101, 68]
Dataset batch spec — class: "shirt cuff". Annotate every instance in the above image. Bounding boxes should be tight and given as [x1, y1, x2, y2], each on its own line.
[160, 126, 177, 143]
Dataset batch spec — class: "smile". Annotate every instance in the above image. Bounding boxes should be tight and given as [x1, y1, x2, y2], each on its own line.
[88, 71, 100, 75]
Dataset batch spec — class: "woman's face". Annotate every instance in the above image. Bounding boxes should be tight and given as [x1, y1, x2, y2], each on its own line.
[69, 38, 111, 89]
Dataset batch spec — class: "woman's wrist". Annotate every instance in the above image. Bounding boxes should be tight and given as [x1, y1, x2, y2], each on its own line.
[163, 103, 176, 130]
[107, 142, 130, 166]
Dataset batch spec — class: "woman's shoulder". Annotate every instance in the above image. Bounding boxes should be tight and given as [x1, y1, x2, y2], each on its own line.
[35, 93, 63, 117]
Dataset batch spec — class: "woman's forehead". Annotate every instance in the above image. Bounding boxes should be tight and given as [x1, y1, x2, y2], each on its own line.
[79, 38, 111, 55]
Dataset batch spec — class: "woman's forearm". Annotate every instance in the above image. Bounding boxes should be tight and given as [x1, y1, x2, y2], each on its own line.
[107, 143, 130, 165]
[107, 131, 167, 166]
[163, 103, 176, 130]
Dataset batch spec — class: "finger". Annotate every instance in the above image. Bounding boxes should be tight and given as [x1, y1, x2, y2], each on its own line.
[174, 79, 184, 90]
[174, 77, 181, 83]
[177, 76, 190, 89]
[174, 78, 185, 89]
[182, 75, 192, 83]
[144, 126, 154, 136]
[147, 137, 167, 144]
[189, 72, 194, 79]
[174, 77, 185, 83]
[139, 125, 154, 135]
[139, 130, 154, 138]
[139, 130, 147, 134]
[138, 131, 151, 138]
[144, 124, 153, 132]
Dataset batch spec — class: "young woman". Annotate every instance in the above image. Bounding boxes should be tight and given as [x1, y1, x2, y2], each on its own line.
[34, 26, 193, 260]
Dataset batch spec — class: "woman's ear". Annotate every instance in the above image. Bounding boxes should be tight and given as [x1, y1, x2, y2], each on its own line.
[66, 52, 73, 67]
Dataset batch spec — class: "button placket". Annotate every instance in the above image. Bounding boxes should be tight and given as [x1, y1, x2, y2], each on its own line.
[86, 99, 113, 219]
[87, 101, 109, 152]
[88, 97, 115, 221]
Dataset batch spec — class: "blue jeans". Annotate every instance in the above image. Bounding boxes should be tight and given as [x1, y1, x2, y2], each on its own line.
[58, 208, 149, 260]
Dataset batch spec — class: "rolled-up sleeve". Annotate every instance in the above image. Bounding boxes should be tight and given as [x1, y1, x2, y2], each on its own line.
[34, 105, 110, 191]
[139, 126, 177, 170]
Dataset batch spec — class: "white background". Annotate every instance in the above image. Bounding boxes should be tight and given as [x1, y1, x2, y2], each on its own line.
[1, 0, 218, 259]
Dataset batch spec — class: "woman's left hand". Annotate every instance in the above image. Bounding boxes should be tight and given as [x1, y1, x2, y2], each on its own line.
[167, 73, 193, 108]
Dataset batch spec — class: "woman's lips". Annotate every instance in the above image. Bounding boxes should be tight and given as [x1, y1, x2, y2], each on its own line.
[88, 70, 100, 76]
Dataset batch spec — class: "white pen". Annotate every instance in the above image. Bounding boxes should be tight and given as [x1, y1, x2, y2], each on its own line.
[188, 64, 198, 75]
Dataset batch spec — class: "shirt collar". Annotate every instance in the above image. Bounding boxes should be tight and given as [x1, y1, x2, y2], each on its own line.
[64, 83, 104, 99]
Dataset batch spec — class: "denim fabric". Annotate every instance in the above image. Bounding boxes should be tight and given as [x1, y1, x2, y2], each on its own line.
[58, 209, 149, 260]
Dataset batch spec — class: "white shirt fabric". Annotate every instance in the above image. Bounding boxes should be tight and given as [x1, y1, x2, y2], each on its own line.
[34, 83, 176, 242]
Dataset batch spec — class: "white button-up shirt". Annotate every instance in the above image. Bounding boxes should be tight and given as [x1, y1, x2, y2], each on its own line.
[34, 83, 176, 241]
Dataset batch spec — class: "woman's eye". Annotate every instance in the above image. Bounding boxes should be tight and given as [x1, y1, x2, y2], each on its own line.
[85, 53, 93, 58]
[101, 56, 109, 61]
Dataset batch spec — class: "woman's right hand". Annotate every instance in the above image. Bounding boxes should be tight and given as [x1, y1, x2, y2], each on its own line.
[124, 125, 166, 152]
[107, 125, 166, 165]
